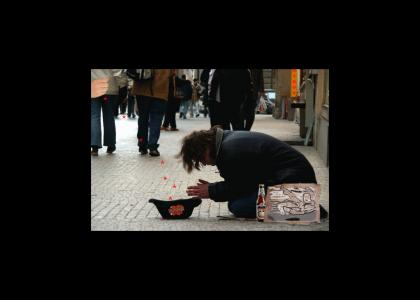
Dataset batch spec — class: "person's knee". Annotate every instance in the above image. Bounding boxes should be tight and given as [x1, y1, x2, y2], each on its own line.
[228, 201, 256, 218]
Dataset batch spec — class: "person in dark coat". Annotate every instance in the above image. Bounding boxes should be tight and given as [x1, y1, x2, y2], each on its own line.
[177, 126, 320, 218]
[208, 69, 253, 130]
[200, 69, 210, 119]
[243, 69, 265, 131]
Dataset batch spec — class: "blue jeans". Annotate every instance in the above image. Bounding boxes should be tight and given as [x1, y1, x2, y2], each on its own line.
[136, 96, 167, 151]
[180, 99, 191, 116]
[91, 95, 117, 148]
[227, 189, 259, 218]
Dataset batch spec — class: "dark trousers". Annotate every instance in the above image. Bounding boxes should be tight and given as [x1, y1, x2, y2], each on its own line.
[244, 114, 255, 131]
[127, 94, 136, 117]
[162, 98, 178, 129]
[228, 189, 259, 218]
[209, 101, 244, 130]
[225, 107, 244, 130]
[209, 101, 223, 128]
[137, 96, 167, 151]
[115, 86, 128, 116]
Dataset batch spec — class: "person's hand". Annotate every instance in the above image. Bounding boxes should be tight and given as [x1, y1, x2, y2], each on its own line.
[91, 78, 109, 98]
[186, 179, 210, 198]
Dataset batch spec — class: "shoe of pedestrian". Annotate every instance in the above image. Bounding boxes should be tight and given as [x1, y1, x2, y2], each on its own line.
[139, 147, 148, 155]
[149, 149, 160, 157]
[106, 145, 116, 154]
[160, 126, 168, 131]
[196, 114, 200, 118]
[149, 198, 202, 220]
[170, 128, 179, 131]
[91, 146, 99, 156]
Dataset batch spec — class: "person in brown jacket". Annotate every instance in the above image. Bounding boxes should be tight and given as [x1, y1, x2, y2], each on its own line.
[129, 69, 176, 156]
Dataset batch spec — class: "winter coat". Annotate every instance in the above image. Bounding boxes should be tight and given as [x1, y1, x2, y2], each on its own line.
[208, 129, 317, 202]
[132, 69, 176, 101]
[91, 69, 123, 95]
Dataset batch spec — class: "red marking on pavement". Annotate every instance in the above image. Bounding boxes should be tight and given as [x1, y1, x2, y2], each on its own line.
[168, 196, 173, 201]
[160, 160, 165, 165]
[163, 176, 168, 180]
[172, 184, 176, 188]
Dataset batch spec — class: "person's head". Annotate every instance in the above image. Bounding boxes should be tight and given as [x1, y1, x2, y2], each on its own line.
[176, 126, 221, 173]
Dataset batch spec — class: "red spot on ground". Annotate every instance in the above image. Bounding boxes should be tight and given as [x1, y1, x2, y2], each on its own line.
[168, 196, 173, 201]
[163, 176, 168, 180]
[160, 160, 165, 165]
[172, 184, 176, 188]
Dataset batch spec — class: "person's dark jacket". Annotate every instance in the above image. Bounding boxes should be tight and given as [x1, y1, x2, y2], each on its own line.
[181, 79, 193, 100]
[200, 69, 210, 106]
[208, 130, 317, 202]
[247, 69, 265, 112]
[208, 69, 253, 111]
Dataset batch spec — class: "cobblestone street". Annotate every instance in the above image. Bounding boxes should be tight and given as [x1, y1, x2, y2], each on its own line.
[91, 114, 329, 231]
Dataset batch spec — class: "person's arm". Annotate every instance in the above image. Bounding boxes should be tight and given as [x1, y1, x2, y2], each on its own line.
[91, 78, 109, 98]
[208, 177, 258, 202]
[208, 158, 260, 202]
[208, 181, 232, 202]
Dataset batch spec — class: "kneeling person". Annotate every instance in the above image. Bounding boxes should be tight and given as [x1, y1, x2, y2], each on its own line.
[177, 126, 318, 218]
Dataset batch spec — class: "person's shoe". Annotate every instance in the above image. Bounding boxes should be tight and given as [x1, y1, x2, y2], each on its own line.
[196, 114, 200, 118]
[139, 147, 148, 155]
[170, 128, 179, 131]
[91, 146, 99, 156]
[106, 145, 116, 154]
[149, 149, 160, 157]
[160, 126, 168, 131]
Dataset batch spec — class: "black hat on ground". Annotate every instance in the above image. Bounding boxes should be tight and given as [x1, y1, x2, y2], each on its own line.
[149, 198, 202, 219]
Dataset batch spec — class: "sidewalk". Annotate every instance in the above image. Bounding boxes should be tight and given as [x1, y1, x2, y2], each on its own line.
[91, 114, 329, 231]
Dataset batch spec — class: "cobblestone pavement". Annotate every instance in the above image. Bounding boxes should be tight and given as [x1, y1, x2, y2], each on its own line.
[91, 113, 329, 231]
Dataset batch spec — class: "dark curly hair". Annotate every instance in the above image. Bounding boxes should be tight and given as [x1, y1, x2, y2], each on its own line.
[176, 126, 221, 173]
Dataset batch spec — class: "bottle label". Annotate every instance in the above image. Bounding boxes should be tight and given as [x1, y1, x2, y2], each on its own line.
[257, 206, 265, 220]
